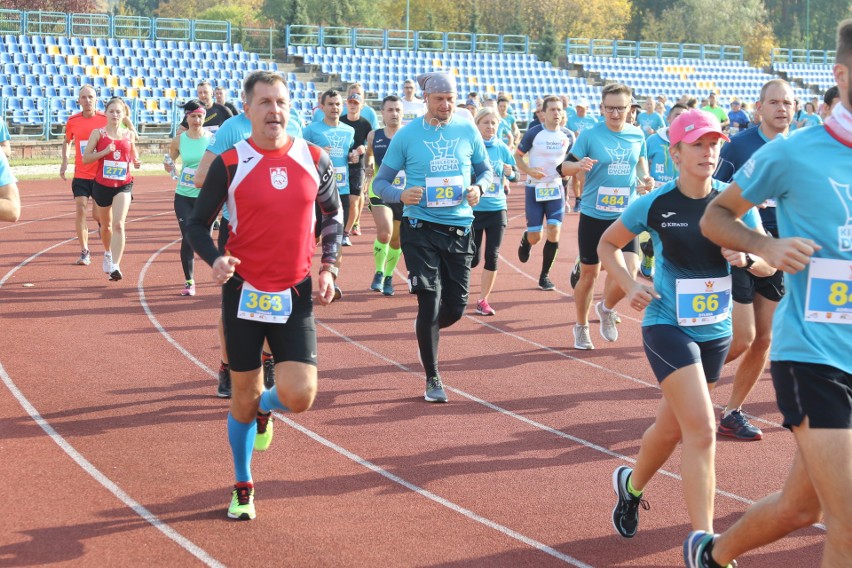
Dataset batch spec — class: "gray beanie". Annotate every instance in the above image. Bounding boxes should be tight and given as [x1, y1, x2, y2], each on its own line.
[416, 72, 457, 94]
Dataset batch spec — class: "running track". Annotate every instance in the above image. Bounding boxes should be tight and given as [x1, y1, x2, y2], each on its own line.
[1, 176, 823, 566]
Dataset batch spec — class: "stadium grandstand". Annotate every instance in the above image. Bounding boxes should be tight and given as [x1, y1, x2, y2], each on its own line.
[0, 9, 838, 141]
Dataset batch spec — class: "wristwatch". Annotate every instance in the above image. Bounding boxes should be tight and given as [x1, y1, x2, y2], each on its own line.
[319, 264, 338, 279]
[743, 253, 756, 270]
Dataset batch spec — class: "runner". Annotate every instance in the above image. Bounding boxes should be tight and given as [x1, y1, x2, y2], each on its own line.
[637, 96, 666, 138]
[497, 96, 520, 150]
[0, 149, 19, 222]
[186, 71, 342, 521]
[712, 79, 795, 441]
[365, 95, 405, 296]
[560, 83, 653, 349]
[472, 107, 518, 315]
[401, 79, 426, 126]
[0, 116, 10, 158]
[82, 96, 140, 282]
[599, 109, 770, 549]
[340, 92, 373, 243]
[60, 85, 110, 268]
[176, 80, 233, 135]
[214, 86, 240, 116]
[686, 21, 852, 567]
[515, 95, 575, 291]
[164, 99, 212, 296]
[372, 71, 493, 403]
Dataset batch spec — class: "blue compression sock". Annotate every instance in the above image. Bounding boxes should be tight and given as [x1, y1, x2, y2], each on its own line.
[227, 412, 256, 483]
[259, 386, 291, 414]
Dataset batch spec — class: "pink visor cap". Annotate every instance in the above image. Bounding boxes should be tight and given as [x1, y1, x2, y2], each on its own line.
[669, 109, 730, 146]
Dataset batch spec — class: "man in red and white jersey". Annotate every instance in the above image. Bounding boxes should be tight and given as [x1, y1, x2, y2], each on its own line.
[187, 71, 343, 521]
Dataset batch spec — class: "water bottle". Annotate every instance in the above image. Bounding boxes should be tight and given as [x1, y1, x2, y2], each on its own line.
[164, 153, 178, 180]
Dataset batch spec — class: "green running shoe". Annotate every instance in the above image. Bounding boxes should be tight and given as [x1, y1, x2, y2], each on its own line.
[227, 482, 256, 520]
[254, 412, 273, 452]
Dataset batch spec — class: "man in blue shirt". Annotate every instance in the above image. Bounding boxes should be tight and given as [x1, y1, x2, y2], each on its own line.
[636, 97, 666, 138]
[690, 20, 852, 567]
[713, 79, 795, 442]
[726, 100, 750, 135]
[373, 72, 493, 403]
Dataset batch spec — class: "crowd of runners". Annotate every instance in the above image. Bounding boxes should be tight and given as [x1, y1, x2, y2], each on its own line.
[1, 18, 850, 568]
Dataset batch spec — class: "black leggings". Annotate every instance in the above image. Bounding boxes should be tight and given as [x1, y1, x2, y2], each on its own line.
[416, 289, 466, 378]
[174, 193, 196, 281]
[472, 224, 506, 271]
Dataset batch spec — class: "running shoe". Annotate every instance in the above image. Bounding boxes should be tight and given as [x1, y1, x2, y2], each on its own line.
[518, 235, 531, 263]
[370, 271, 384, 291]
[332, 285, 343, 302]
[254, 412, 274, 452]
[475, 298, 496, 316]
[640, 254, 655, 279]
[103, 251, 113, 274]
[351, 223, 361, 236]
[538, 274, 555, 291]
[342, 233, 352, 247]
[76, 250, 91, 266]
[570, 257, 581, 289]
[612, 465, 649, 538]
[212, 219, 220, 231]
[217, 365, 231, 398]
[227, 482, 256, 520]
[573, 324, 595, 350]
[718, 409, 763, 441]
[263, 355, 275, 390]
[109, 267, 123, 282]
[683, 530, 736, 568]
[381, 276, 394, 296]
[424, 376, 448, 403]
[181, 281, 196, 296]
[596, 301, 619, 342]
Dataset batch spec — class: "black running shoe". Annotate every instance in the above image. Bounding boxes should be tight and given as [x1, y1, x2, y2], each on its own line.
[217, 366, 231, 398]
[538, 274, 555, 291]
[109, 268, 123, 281]
[570, 257, 581, 289]
[612, 466, 649, 538]
[263, 356, 275, 390]
[424, 376, 448, 403]
[518, 235, 531, 263]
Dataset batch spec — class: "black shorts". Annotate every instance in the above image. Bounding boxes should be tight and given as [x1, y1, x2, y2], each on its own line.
[71, 177, 95, 199]
[218, 218, 230, 254]
[348, 167, 365, 197]
[642, 324, 732, 384]
[369, 196, 404, 221]
[92, 181, 133, 208]
[221, 275, 317, 373]
[400, 218, 474, 299]
[472, 209, 508, 231]
[732, 266, 784, 304]
[578, 213, 639, 265]
[772, 361, 852, 429]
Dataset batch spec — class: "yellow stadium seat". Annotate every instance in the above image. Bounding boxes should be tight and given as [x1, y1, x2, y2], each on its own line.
[126, 88, 138, 99]
[468, 76, 478, 85]
[433, 59, 442, 67]
[131, 77, 145, 88]
[165, 88, 177, 99]
[145, 99, 158, 111]
[86, 46, 99, 56]
[99, 67, 111, 78]
[66, 55, 79, 66]
[47, 45, 61, 55]
[85, 65, 98, 77]
[106, 76, 118, 87]
[92, 55, 104, 66]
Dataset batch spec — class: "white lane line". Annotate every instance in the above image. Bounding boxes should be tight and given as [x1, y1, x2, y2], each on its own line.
[0, 214, 225, 567]
[137, 242, 594, 567]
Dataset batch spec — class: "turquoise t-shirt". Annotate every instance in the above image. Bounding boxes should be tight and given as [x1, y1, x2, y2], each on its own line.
[302, 120, 355, 196]
[571, 122, 647, 220]
[735, 126, 852, 373]
[314, 105, 379, 130]
[567, 114, 598, 135]
[621, 179, 761, 341]
[637, 111, 666, 138]
[646, 128, 677, 186]
[379, 115, 491, 226]
[0, 151, 15, 186]
[473, 138, 515, 213]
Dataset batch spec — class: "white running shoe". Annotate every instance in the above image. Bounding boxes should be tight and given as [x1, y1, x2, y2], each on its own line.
[573, 324, 595, 350]
[596, 301, 619, 342]
[103, 252, 113, 274]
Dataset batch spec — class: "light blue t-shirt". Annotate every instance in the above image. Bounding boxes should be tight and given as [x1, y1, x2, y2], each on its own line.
[571, 122, 647, 220]
[0, 151, 15, 186]
[567, 114, 598, 135]
[0, 120, 10, 144]
[302, 120, 355, 196]
[636, 111, 666, 138]
[735, 126, 852, 373]
[473, 138, 515, 213]
[378, 115, 491, 226]
[621, 179, 761, 341]
[646, 128, 677, 186]
[314, 105, 379, 130]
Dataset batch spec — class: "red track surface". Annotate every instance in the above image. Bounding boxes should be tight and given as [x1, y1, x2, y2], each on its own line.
[2, 176, 823, 567]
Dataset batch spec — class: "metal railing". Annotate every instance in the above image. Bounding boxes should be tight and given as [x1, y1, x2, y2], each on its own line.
[770, 48, 835, 64]
[566, 38, 744, 60]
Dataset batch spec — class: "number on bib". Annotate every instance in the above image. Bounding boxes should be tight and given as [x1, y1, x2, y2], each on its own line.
[805, 258, 852, 324]
[534, 181, 561, 202]
[102, 160, 128, 181]
[425, 175, 464, 208]
[595, 186, 630, 212]
[238, 283, 293, 324]
[676, 276, 732, 327]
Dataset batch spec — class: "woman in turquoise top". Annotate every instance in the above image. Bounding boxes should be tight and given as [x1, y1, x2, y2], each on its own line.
[165, 99, 212, 296]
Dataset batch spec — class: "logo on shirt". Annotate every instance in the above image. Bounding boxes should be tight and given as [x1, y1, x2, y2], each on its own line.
[741, 158, 756, 178]
[662, 221, 689, 228]
[705, 281, 715, 292]
[604, 143, 631, 176]
[661, 212, 676, 218]
[113, 150, 121, 160]
[270, 167, 288, 190]
[324, 131, 349, 159]
[424, 134, 460, 173]
[831, 178, 852, 251]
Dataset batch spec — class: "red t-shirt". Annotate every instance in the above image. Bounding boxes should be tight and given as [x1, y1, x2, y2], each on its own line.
[65, 111, 106, 180]
[93, 128, 134, 187]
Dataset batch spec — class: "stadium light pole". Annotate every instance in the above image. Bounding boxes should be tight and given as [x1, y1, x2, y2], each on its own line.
[805, 0, 810, 51]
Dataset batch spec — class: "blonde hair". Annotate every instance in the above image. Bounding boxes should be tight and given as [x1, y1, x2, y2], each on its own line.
[474, 107, 501, 125]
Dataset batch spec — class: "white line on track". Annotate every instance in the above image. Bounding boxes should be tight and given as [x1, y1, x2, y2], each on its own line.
[137, 241, 594, 567]
[0, 212, 225, 567]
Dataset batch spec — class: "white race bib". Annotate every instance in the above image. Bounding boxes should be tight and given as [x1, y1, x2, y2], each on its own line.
[392, 170, 407, 191]
[237, 282, 293, 324]
[334, 166, 348, 191]
[675, 276, 732, 327]
[178, 166, 196, 188]
[425, 175, 464, 208]
[595, 186, 630, 212]
[102, 160, 128, 181]
[534, 180, 561, 202]
[804, 258, 852, 324]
